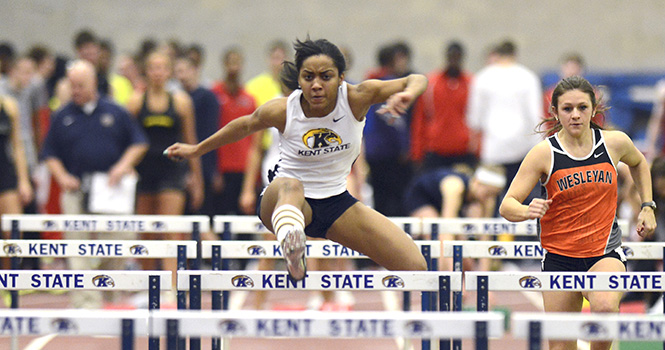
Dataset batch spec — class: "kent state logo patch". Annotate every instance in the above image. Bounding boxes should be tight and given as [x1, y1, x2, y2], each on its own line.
[519, 276, 542, 289]
[404, 321, 431, 337]
[3, 243, 21, 256]
[43, 220, 57, 230]
[231, 275, 254, 288]
[51, 318, 78, 334]
[130, 245, 149, 256]
[218, 320, 245, 335]
[580, 322, 608, 338]
[462, 224, 476, 234]
[382, 275, 405, 288]
[247, 245, 267, 256]
[488, 245, 507, 256]
[92, 275, 115, 288]
[302, 128, 342, 149]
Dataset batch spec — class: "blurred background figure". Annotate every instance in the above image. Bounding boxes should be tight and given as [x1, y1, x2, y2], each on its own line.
[174, 54, 220, 221]
[466, 39, 542, 210]
[126, 51, 203, 291]
[363, 41, 415, 217]
[212, 47, 256, 217]
[410, 40, 475, 174]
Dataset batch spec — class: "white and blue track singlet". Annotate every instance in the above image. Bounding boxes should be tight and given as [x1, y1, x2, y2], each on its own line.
[272, 82, 365, 199]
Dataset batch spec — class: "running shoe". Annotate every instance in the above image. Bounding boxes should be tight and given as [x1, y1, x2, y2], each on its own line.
[281, 226, 307, 281]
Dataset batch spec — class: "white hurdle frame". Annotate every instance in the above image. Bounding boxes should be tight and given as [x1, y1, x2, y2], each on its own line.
[512, 312, 665, 349]
[179, 270, 462, 350]
[0, 309, 505, 350]
[1, 214, 208, 350]
[442, 240, 665, 260]
[465, 271, 665, 311]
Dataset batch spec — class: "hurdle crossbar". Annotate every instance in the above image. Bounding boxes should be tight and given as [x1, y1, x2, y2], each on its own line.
[201, 240, 440, 259]
[178, 270, 461, 291]
[151, 309, 504, 338]
[465, 271, 665, 292]
[0, 240, 197, 258]
[0, 309, 150, 337]
[512, 312, 665, 342]
[0, 270, 171, 290]
[443, 241, 664, 260]
[422, 218, 629, 237]
[1, 214, 210, 233]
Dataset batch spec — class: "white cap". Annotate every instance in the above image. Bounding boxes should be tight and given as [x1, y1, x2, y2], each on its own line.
[474, 166, 506, 189]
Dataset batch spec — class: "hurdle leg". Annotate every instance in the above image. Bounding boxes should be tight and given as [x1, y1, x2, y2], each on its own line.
[148, 275, 160, 350]
[189, 274, 201, 350]
[212, 245, 222, 350]
[439, 276, 451, 350]
[528, 321, 541, 350]
[121, 319, 134, 350]
[477, 276, 489, 312]
[452, 245, 463, 350]
[475, 321, 488, 350]
[167, 319, 179, 350]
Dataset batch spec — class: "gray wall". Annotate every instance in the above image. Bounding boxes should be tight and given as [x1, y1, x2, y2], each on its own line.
[3, 0, 665, 81]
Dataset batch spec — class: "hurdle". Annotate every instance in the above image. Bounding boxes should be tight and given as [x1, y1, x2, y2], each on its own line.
[152, 309, 504, 350]
[465, 271, 665, 311]
[1, 214, 208, 309]
[0, 309, 505, 350]
[0, 270, 170, 350]
[442, 241, 665, 261]
[0, 309, 150, 350]
[178, 270, 462, 350]
[210, 215, 432, 316]
[512, 312, 665, 349]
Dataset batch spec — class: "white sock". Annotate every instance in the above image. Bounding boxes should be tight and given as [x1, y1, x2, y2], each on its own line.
[271, 204, 305, 244]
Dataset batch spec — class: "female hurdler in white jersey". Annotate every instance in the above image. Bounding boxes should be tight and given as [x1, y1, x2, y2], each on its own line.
[166, 37, 428, 280]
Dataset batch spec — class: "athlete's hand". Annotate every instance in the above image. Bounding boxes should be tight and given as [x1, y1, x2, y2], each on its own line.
[525, 198, 552, 219]
[164, 143, 198, 161]
[636, 207, 657, 238]
[377, 91, 415, 117]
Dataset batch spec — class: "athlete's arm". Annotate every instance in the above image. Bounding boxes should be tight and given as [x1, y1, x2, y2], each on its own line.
[607, 130, 656, 237]
[500, 141, 552, 222]
[348, 74, 428, 120]
[166, 98, 286, 160]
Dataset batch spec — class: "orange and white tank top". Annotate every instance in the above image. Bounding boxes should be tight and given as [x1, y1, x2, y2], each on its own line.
[540, 128, 622, 257]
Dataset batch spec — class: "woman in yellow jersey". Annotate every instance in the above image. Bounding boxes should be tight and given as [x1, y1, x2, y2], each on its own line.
[500, 75, 656, 350]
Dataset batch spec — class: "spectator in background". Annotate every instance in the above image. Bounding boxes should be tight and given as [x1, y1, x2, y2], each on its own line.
[127, 51, 203, 278]
[0, 95, 33, 241]
[246, 40, 289, 106]
[466, 39, 542, 201]
[55, 29, 110, 106]
[411, 41, 475, 173]
[0, 42, 16, 77]
[42, 60, 148, 308]
[118, 54, 146, 94]
[99, 39, 134, 106]
[174, 55, 220, 217]
[0, 56, 47, 173]
[405, 164, 505, 271]
[185, 43, 212, 87]
[543, 53, 586, 119]
[211, 47, 256, 215]
[363, 41, 414, 217]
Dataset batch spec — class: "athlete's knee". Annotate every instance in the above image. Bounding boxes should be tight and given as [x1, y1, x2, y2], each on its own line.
[589, 297, 620, 313]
